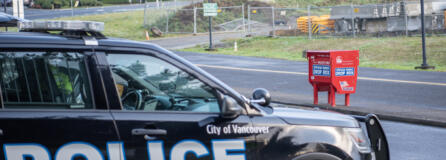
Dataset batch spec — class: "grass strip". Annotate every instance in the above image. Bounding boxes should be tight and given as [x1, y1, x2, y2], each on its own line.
[181, 36, 446, 72]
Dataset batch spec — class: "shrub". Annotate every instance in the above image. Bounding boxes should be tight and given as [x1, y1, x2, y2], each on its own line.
[101, 0, 129, 4]
[80, 0, 102, 6]
[33, 0, 53, 9]
[33, 0, 102, 9]
[52, 0, 69, 8]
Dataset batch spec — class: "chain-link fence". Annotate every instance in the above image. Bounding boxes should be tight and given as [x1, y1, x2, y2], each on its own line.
[143, 0, 197, 34]
[144, 0, 446, 38]
[247, 6, 273, 36]
[144, 4, 245, 34]
[198, 6, 245, 33]
[246, 0, 446, 38]
[272, 8, 308, 37]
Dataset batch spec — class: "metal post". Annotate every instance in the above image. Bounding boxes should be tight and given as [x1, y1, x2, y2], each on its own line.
[165, 9, 169, 33]
[271, 6, 275, 37]
[193, 7, 197, 35]
[71, 0, 74, 16]
[351, 4, 356, 38]
[415, 0, 435, 70]
[313, 84, 318, 105]
[404, 1, 408, 36]
[143, 2, 147, 26]
[242, 4, 246, 36]
[307, 5, 312, 39]
[431, 12, 434, 34]
[18, 0, 23, 18]
[206, 16, 215, 50]
[12, 0, 17, 16]
[2, 0, 5, 13]
[247, 5, 251, 36]
[3, 0, 7, 31]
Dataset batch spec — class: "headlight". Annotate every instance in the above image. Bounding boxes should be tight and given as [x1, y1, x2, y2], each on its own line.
[344, 128, 372, 154]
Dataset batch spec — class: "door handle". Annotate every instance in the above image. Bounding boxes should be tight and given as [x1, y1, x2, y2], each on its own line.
[132, 128, 167, 136]
[132, 128, 167, 140]
[0, 129, 3, 136]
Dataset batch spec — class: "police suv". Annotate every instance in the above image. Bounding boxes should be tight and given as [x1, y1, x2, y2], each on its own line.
[0, 20, 389, 160]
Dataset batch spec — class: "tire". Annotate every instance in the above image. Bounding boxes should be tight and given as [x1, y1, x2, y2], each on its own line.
[292, 152, 342, 160]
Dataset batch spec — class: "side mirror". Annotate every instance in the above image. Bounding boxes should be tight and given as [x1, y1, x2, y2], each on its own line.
[251, 88, 271, 106]
[220, 96, 242, 119]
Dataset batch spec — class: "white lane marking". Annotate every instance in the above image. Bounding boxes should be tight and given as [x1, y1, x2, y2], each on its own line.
[196, 64, 446, 87]
[356, 77, 446, 86]
[196, 64, 308, 75]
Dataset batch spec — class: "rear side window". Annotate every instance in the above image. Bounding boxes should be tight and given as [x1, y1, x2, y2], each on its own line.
[0, 52, 93, 109]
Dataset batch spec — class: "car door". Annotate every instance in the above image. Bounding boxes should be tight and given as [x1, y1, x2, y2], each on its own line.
[105, 51, 258, 160]
[0, 50, 119, 160]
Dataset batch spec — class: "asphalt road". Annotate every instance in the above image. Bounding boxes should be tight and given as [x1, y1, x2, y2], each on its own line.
[276, 102, 446, 159]
[173, 51, 446, 159]
[2, 1, 193, 20]
[174, 51, 446, 124]
[381, 120, 446, 160]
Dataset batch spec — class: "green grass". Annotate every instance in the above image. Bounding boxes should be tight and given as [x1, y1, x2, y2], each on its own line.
[0, 27, 18, 32]
[181, 36, 446, 72]
[0, 10, 181, 40]
[52, 10, 169, 41]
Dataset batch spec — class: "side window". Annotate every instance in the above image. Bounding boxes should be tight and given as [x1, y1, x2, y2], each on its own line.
[107, 53, 220, 113]
[0, 52, 93, 109]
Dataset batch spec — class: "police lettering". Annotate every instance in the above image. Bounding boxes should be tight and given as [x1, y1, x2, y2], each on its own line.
[206, 124, 221, 135]
[3, 139, 245, 160]
[206, 124, 270, 135]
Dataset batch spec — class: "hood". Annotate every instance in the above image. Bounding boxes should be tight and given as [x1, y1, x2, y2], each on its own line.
[271, 107, 359, 128]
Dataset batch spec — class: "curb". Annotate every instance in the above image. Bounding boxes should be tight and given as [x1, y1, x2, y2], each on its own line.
[273, 101, 446, 128]
[167, 42, 209, 50]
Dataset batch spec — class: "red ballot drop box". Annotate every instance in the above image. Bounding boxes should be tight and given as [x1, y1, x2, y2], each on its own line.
[307, 50, 359, 107]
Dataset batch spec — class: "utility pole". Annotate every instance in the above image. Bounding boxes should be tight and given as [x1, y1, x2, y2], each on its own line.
[2, 0, 6, 13]
[3, 0, 7, 31]
[12, 0, 24, 19]
[204, 0, 217, 51]
[415, 0, 435, 70]
[71, 0, 74, 16]
[207, 15, 214, 50]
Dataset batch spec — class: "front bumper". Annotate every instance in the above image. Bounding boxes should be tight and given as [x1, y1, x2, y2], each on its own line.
[353, 114, 390, 160]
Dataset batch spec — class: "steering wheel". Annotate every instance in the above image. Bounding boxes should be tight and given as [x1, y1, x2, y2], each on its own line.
[121, 90, 143, 110]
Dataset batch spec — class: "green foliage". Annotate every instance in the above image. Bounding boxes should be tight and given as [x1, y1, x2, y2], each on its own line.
[52, 0, 67, 8]
[33, 0, 102, 9]
[53, 10, 149, 41]
[101, 0, 129, 4]
[80, 0, 103, 7]
[34, 0, 53, 9]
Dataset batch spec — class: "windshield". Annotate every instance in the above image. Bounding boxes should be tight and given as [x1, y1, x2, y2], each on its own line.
[107, 53, 219, 113]
[109, 55, 215, 99]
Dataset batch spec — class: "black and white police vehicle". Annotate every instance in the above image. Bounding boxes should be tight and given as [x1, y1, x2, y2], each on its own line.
[0, 19, 389, 160]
